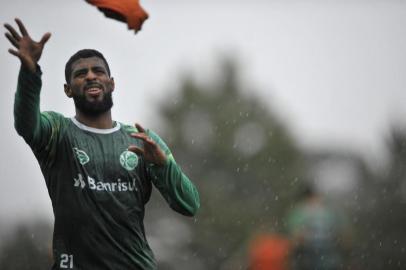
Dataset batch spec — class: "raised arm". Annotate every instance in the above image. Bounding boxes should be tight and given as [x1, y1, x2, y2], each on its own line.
[4, 18, 51, 145]
[129, 124, 200, 216]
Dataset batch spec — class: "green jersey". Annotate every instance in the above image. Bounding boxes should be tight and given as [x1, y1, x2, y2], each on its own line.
[14, 66, 200, 270]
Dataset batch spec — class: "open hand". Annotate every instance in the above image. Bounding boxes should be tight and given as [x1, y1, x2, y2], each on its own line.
[128, 123, 167, 166]
[4, 18, 51, 73]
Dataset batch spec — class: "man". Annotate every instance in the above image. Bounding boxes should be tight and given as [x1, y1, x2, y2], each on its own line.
[4, 18, 200, 270]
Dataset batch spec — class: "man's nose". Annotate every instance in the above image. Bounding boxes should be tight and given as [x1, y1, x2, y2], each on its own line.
[85, 70, 97, 80]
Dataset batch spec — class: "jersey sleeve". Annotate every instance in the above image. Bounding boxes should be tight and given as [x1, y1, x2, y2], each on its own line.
[14, 65, 64, 168]
[146, 130, 200, 216]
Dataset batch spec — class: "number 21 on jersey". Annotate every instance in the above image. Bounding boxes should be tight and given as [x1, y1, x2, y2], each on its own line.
[60, 253, 73, 269]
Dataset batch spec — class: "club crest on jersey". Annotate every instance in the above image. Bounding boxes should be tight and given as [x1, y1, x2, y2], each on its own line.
[120, 150, 138, 171]
[73, 147, 90, 165]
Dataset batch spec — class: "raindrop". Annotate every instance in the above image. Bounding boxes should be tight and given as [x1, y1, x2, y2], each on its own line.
[290, 177, 298, 186]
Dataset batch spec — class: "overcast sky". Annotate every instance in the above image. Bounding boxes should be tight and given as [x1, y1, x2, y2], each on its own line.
[1, 0, 405, 223]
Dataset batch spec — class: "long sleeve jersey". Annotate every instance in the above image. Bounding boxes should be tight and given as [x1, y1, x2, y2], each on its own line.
[14, 66, 200, 270]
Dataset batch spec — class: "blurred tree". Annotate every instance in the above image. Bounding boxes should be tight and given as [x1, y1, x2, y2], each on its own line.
[0, 221, 52, 270]
[350, 128, 406, 269]
[146, 57, 308, 269]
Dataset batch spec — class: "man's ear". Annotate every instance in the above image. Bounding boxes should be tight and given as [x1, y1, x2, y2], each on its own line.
[64, 84, 73, 98]
[110, 77, 115, 92]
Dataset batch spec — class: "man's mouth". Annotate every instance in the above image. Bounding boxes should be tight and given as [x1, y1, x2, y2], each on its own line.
[84, 84, 103, 96]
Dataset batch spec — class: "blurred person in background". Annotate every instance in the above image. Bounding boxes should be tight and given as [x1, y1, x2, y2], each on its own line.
[287, 185, 351, 270]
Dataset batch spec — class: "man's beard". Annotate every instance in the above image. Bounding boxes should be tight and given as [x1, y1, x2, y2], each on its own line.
[73, 92, 113, 117]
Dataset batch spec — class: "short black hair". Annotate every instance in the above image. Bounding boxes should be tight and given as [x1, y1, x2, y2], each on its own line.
[65, 49, 111, 83]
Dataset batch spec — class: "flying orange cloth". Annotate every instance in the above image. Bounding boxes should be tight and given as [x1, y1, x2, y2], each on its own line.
[86, 0, 149, 32]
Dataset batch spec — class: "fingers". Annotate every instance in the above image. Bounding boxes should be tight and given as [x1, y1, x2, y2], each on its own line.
[5, 32, 19, 48]
[40, 32, 51, 45]
[15, 18, 29, 36]
[131, 123, 153, 144]
[135, 123, 146, 133]
[131, 132, 155, 145]
[4, 23, 21, 41]
[128, 145, 144, 155]
[8, 48, 21, 58]
[128, 130, 167, 165]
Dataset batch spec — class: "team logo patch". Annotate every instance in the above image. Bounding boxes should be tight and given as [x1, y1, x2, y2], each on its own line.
[73, 173, 86, 188]
[73, 147, 90, 165]
[120, 150, 138, 171]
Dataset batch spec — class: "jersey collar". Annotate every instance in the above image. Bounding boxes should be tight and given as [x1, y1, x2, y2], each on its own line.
[71, 117, 121, 134]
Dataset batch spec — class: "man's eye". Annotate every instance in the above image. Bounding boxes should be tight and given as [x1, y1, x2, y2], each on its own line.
[75, 72, 86, 78]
